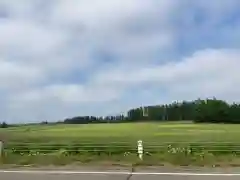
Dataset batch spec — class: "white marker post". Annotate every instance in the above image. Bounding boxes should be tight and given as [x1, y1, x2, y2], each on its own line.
[137, 140, 143, 160]
[0, 141, 3, 158]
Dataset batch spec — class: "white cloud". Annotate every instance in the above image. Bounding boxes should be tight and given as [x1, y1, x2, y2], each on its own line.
[0, 0, 240, 122]
[0, 18, 66, 60]
[7, 83, 124, 123]
[8, 48, 240, 122]
[93, 48, 240, 101]
[0, 0, 35, 18]
[0, 59, 44, 90]
[12, 84, 122, 104]
[50, 0, 177, 28]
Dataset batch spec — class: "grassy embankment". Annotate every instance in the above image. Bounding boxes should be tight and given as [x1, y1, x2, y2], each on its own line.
[1, 122, 240, 166]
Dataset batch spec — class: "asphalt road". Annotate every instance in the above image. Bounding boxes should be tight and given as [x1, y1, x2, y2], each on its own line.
[1, 167, 240, 180]
[1, 172, 240, 180]
[1, 173, 127, 180]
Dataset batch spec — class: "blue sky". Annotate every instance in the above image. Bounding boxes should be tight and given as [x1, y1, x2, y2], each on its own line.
[0, 0, 240, 123]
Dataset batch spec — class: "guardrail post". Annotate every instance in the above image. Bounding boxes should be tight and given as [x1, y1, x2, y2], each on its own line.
[137, 140, 143, 160]
[0, 141, 3, 158]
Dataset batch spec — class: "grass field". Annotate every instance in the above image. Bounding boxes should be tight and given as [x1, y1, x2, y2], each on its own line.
[1, 122, 240, 143]
[0, 123, 240, 143]
[2, 122, 240, 166]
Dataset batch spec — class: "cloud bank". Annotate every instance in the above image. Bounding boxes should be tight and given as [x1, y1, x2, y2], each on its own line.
[0, 0, 240, 123]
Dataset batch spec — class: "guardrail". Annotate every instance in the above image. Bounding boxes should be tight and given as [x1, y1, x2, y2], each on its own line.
[1, 141, 240, 165]
[3, 141, 240, 155]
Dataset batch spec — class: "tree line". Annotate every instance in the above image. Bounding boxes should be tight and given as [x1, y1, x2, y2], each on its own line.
[1, 98, 240, 127]
[63, 115, 127, 124]
[128, 98, 240, 123]
[62, 98, 240, 124]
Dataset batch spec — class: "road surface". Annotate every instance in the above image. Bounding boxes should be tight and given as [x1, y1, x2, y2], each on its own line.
[1, 167, 240, 180]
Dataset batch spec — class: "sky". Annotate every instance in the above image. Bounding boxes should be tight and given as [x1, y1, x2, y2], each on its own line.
[0, 0, 240, 123]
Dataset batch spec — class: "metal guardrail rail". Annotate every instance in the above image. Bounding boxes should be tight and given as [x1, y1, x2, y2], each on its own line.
[3, 142, 240, 154]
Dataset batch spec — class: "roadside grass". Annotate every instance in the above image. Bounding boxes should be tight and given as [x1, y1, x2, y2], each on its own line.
[2, 149, 240, 167]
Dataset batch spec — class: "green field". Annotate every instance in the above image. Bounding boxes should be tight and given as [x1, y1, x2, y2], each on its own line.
[2, 122, 240, 166]
[1, 122, 240, 143]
